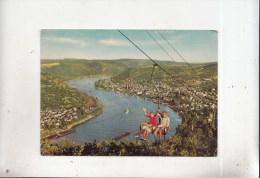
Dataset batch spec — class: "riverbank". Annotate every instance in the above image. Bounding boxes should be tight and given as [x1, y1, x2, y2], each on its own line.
[95, 77, 216, 123]
[43, 114, 97, 140]
[96, 84, 182, 118]
[41, 99, 103, 140]
[64, 74, 110, 82]
[61, 77, 182, 144]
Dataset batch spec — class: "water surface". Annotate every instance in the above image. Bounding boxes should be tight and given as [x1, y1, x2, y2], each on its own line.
[66, 77, 182, 144]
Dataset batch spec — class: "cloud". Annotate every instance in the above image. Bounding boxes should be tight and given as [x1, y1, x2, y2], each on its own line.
[44, 37, 87, 47]
[99, 39, 130, 46]
[98, 35, 183, 48]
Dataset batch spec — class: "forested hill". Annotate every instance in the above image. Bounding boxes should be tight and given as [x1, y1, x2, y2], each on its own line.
[41, 59, 216, 81]
[41, 59, 152, 80]
[112, 63, 217, 83]
[41, 73, 96, 110]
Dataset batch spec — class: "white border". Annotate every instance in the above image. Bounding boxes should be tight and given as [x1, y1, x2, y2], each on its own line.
[0, 0, 258, 177]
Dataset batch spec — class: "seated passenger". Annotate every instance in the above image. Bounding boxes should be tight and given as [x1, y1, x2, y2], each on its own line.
[141, 107, 157, 140]
[154, 111, 170, 142]
[156, 108, 162, 124]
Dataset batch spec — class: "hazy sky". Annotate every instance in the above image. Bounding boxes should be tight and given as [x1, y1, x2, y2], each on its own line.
[41, 30, 217, 63]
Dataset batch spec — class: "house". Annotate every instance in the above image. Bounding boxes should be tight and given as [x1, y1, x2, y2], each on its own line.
[137, 91, 142, 95]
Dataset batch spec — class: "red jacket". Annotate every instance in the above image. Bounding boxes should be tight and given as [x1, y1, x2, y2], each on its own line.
[145, 115, 157, 126]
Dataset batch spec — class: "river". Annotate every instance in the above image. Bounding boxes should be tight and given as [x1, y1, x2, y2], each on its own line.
[66, 77, 182, 144]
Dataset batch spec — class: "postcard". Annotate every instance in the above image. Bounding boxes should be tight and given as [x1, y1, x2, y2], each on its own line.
[40, 30, 218, 156]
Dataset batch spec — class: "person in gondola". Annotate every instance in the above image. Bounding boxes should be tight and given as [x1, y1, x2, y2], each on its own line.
[156, 108, 162, 124]
[154, 111, 170, 142]
[141, 107, 157, 140]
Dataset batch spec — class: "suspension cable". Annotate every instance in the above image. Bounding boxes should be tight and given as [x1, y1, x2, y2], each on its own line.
[117, 30, 204, 102]
[156, 30, 202, 79]
[146, 30, 177, 63]
[156, 30, 216, 103]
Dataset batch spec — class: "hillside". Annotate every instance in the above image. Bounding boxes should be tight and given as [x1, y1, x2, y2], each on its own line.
[41, 73, 96, 110]
[41, 59, 211, 81]
[112, 63, 217, 87]
[41, 73, 102, 136]
[41, 59, 153, 80]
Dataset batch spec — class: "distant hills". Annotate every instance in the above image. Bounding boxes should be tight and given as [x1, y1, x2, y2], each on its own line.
[41, 59, 217, 81]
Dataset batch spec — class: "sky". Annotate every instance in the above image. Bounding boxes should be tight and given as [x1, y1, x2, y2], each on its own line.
[41, 30, 218, 63]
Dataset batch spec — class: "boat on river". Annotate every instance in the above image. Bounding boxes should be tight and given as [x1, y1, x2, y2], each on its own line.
[111, 131, 131, 141]
[125, 108, 129, 114]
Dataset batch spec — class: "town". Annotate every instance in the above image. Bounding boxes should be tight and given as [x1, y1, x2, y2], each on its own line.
[95, 76, 217, 128]
[40, 105, 98, 130]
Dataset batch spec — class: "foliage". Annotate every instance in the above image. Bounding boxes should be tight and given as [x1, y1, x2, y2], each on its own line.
[41, 131, 216, 156]
[41, 137, 81, 156]
[41, 72, 95, 110]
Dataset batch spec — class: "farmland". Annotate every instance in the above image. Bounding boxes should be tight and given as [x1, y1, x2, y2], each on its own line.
[41, 62, 60, 68]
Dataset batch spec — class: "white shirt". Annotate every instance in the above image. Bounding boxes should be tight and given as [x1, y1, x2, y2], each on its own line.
[159, 115, 170, 127]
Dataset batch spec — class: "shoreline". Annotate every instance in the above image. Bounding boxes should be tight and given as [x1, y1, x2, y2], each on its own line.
[43, 114, 97, 140]
[42, 99, 103, 140]
[64, 74, 111, 82]
[41, 77, 181, 142]
[98, 86, 183, 118]
[41, 76, 104, 140]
